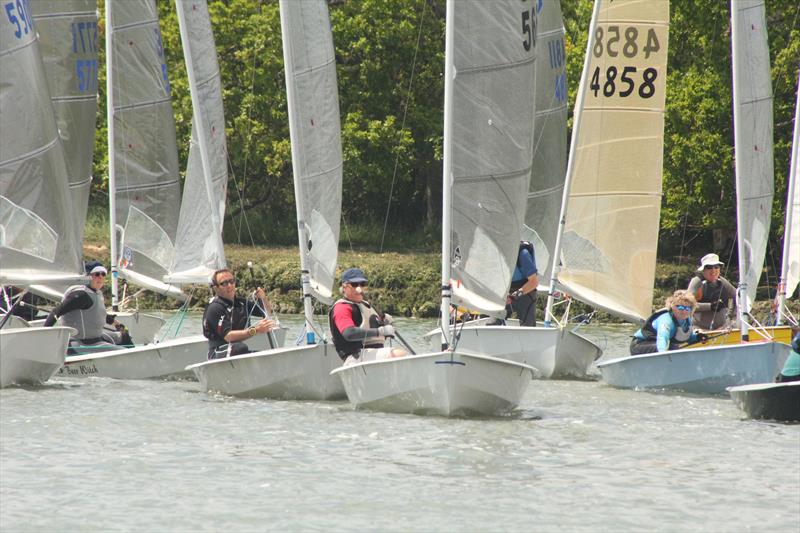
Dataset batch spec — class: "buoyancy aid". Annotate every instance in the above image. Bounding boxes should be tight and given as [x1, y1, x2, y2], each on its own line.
[692, 275, 726, 308]
[640, 308, 692, 344]
[328, 298, 385, 358]
[58, 285, 106, 340]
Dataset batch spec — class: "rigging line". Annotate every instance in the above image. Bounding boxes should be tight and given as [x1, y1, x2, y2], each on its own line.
[226, 150, 257, 247]
[379, 0, 427, 253]
[237, 35, 261, 244]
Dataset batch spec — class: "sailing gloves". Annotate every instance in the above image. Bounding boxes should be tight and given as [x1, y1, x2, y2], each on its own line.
[378, 325, 395, 338]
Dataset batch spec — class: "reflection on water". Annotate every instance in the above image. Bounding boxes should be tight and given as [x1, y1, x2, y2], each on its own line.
[1, 315, 798, 531]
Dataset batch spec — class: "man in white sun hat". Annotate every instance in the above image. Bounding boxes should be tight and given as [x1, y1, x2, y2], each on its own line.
[686, 253, 737, 330]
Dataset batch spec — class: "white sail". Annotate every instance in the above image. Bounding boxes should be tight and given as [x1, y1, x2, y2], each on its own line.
[731, 0, 774, 312]
[0, 2, 84, 285]
[778, 71, 800, 318]
[280, 0, 342, 305]
[447, 0, 537, 317]
[557, 0, 670, 323]
[524, 0, 568, 277]
[168, 0, 229, 285]
[30, 0, 98, 271]
[108, 0, 182, 287]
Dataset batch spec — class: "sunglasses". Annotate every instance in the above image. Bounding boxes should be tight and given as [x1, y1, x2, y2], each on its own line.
[703, 265, 720, 270]
[675, 305, 692, 311]
[348, 282, 367, 288]
[216, 278, 236, 287]
[91, 272, 106, 278]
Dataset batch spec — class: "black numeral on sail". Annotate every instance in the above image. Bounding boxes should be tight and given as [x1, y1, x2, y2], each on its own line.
[521, 7, 537, 51]
[594, 26, 660, 59]
[590, 66, 658, 99]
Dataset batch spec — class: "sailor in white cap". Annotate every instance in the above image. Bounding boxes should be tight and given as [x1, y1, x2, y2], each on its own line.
[686, 253, 737, 329]
[44, 260, 132, 354]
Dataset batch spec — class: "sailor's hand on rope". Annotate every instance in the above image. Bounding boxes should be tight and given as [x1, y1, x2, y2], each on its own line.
[381, 313, 394, 325]
[695, 332, 709, 343]
[254, 318, 276, 334]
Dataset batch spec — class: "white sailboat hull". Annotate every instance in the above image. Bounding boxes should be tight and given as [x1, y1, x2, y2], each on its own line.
[597, 342, 792, 395]
[423, 319, 600, 379]
[0, 327, 72, 387]
[188, 343, 345, 400]
[728, 381, 800, 422]
[553, 327, 603, 379]
[58, 334, 208, 380]
[54, 329, 285, 381]
[331, 352, 535, 417]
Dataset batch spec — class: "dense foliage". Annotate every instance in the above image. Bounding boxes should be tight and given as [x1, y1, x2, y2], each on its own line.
[91, 0, 799, 267]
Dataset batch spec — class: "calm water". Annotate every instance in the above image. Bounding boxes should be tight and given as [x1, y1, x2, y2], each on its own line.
[1, 315, 798, 532]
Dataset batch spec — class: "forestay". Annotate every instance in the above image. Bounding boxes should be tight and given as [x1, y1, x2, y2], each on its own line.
[280, 0, 342, 304]
[524, 0, 567, 278]
[31, 0, 98, 272]
[168, 0, 229, 285]
[448, 0, 537, 316]
[731, 0, 773, 310]
[0, 1, 83, 285]
[558, 0, 669, 322]
[109, 0, 181, 286]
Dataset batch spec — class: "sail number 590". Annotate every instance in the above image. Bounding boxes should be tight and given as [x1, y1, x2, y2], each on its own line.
[593, 26, 660, 59]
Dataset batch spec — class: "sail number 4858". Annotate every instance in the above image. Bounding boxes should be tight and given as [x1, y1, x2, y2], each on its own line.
[590, 25, 661, 99]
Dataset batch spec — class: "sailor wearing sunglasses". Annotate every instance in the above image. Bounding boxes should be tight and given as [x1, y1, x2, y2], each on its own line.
[629, 290, 708, 355]
[44, 260, 133, 354]
[203, 268, 277, 359]
[329, 268, 406, 364]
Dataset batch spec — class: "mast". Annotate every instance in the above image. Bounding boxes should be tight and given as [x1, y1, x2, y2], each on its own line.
[279, 0, 316, 343]
[105, 0, 119, 310]
[439, 0, 456, 350]
[174, 0, 225, 268]
[778, 71, 800, 325]
[543, 0, 602, 327]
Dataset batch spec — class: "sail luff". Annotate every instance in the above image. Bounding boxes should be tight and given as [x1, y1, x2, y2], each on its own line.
[447, 0, 538, 318]
[777, 71, 800, 324]
[105, 0, 120, 308]
[278, 0, 343, 309]
[279, 0, 315, 331]
[731, 0, 774, 337]
[544, 0, 602, 325]
[440, 0, 456, 347]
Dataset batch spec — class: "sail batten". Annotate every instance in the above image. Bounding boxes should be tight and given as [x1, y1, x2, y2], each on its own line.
[447, 0, 538, 317]
[556, 0, 670, 323]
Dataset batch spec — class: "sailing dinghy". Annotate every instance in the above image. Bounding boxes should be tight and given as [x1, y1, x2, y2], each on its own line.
[0, 3, 84, 386]
[189, 0, 345, 400]
[421, 0, 601, 379]
[598, 0, 791, 394]
[332, 0, 536, 417]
